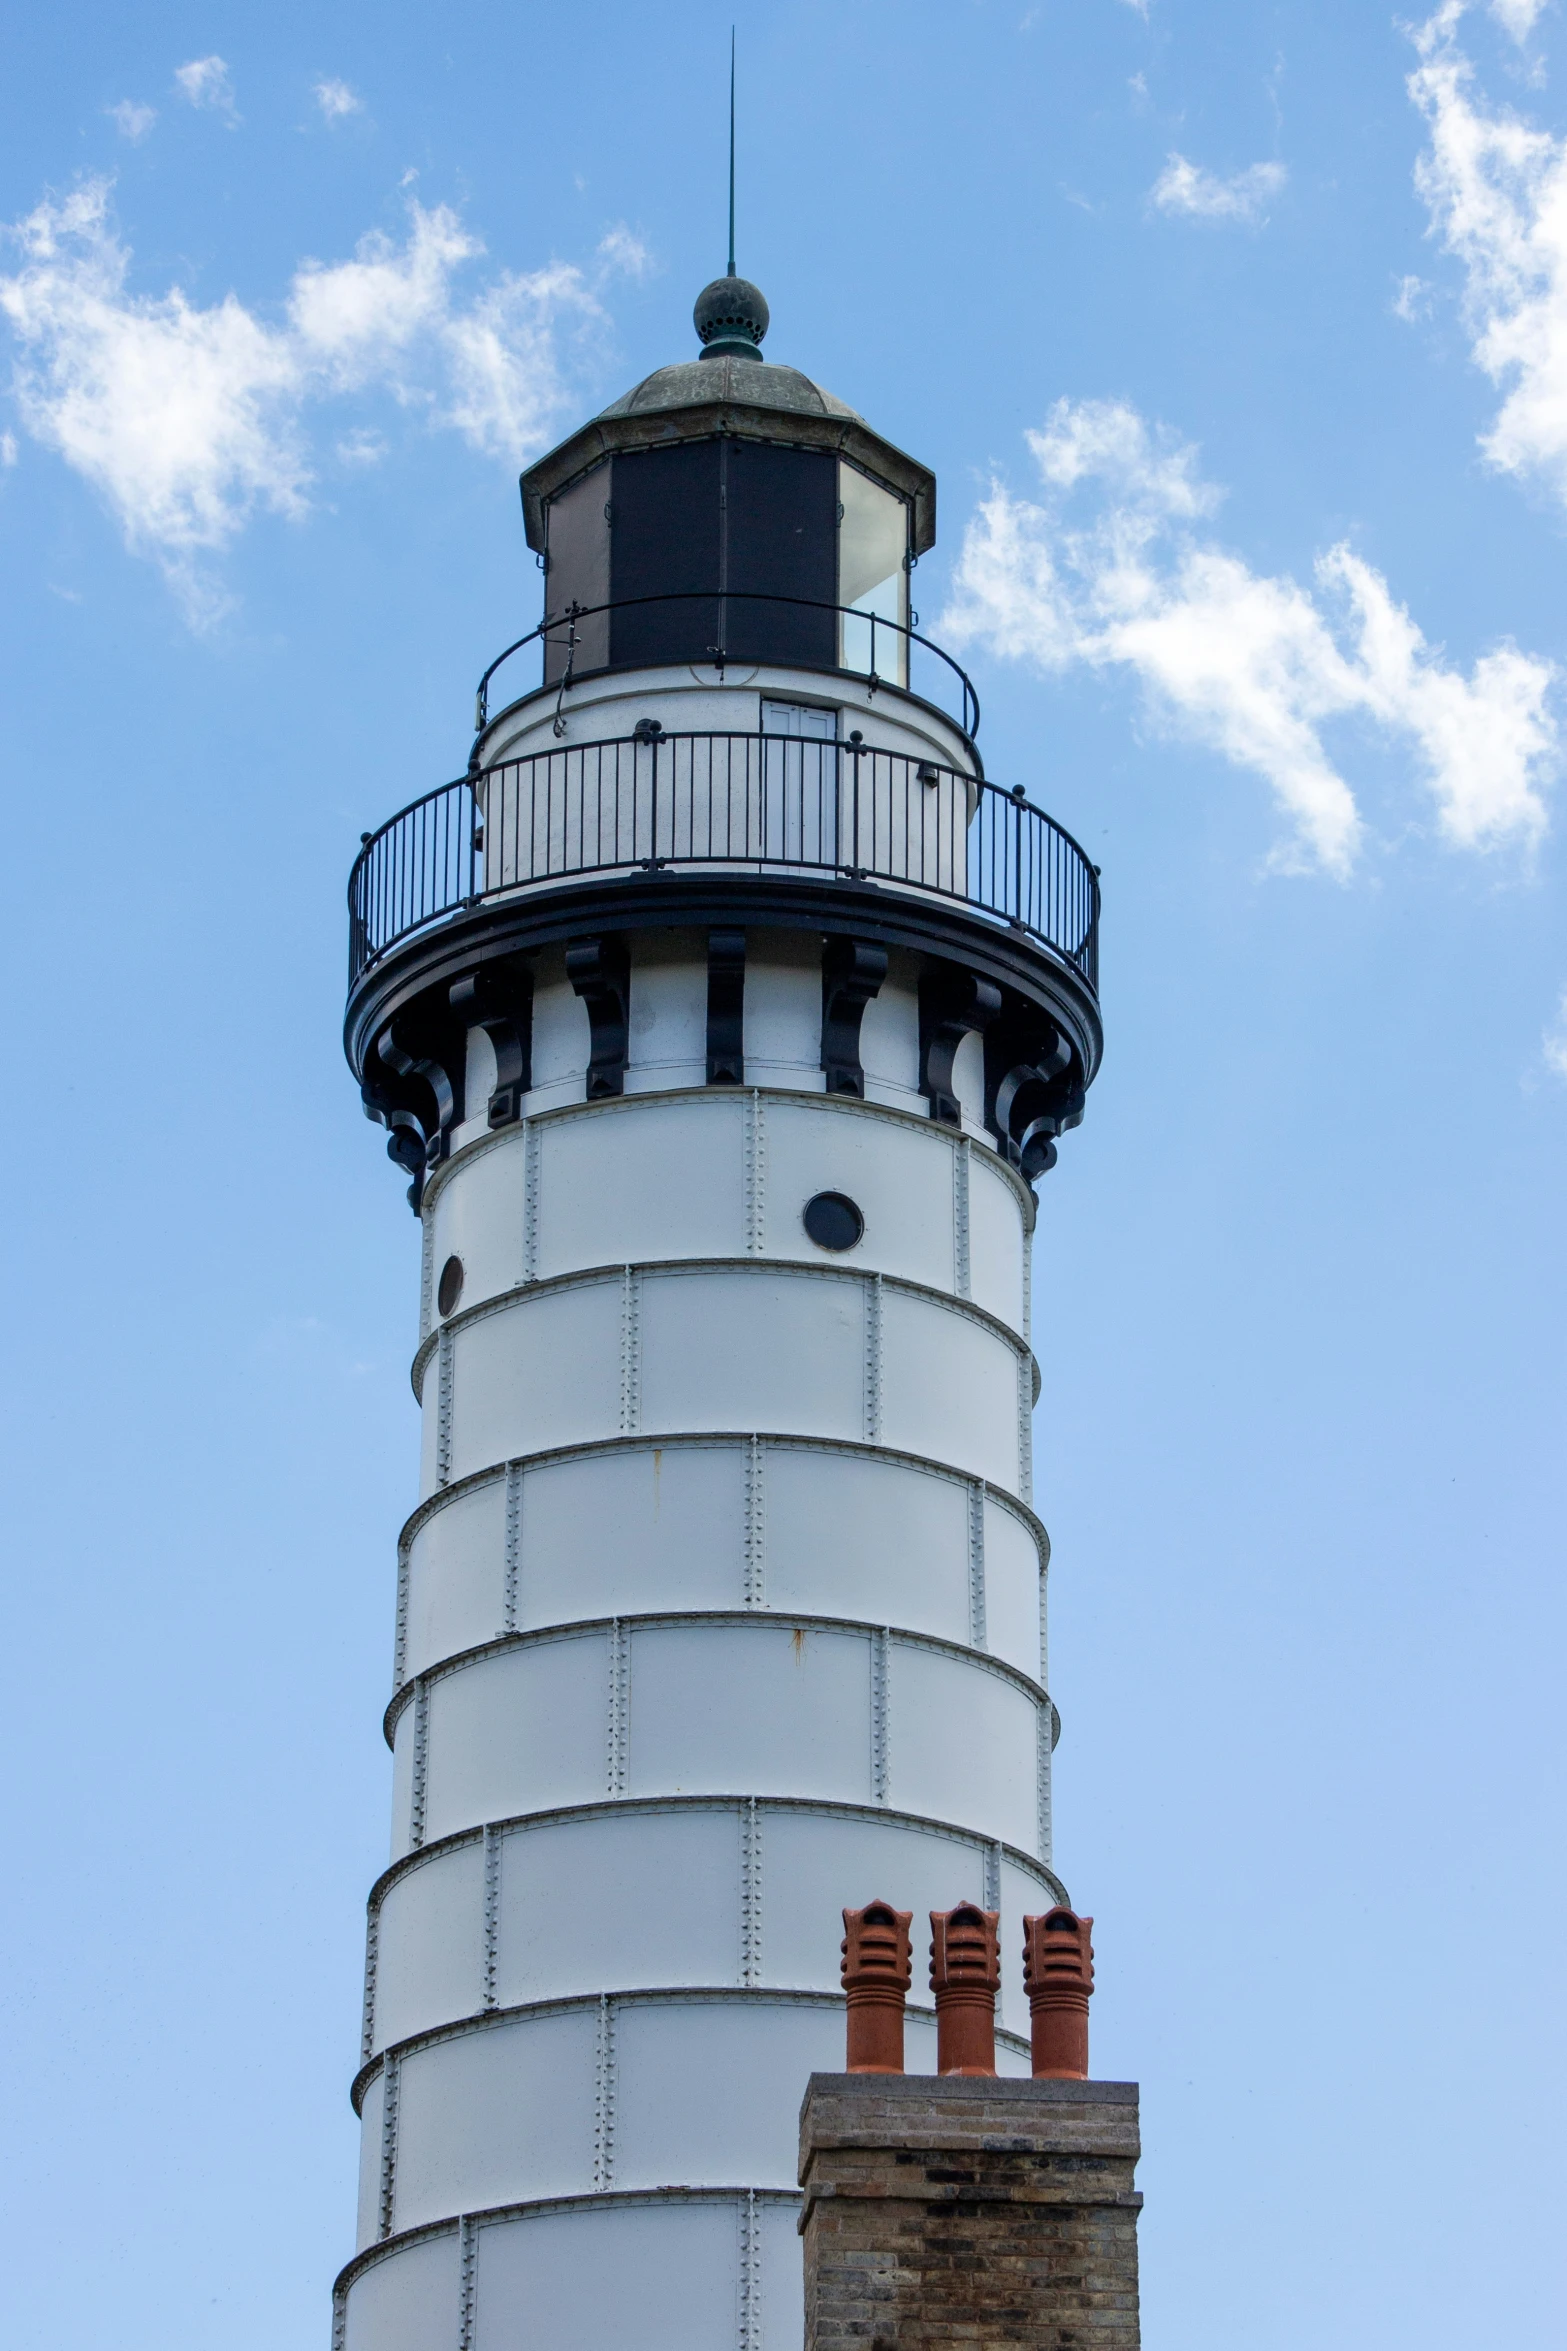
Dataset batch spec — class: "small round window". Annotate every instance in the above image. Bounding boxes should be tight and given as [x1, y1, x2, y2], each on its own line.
[437, 1255, 465, 1316]
[802, 1191, 864, 1252]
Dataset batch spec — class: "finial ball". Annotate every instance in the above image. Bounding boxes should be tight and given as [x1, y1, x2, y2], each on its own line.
[694, 274, 769, 360]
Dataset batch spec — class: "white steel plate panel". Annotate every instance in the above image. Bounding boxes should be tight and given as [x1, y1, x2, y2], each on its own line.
[446, 1283, 621, 1483]
[759, 1810, 985, 1993]
[857, 966, 921, 1097]
[613, 1999, 840, 2188]
[536, 1098, 744, 1275]
[638, 1268, 864, 1442]
[390, 1705, 417, 1862]
[878, 1289, 1020, 1490]
[904, 2009, 940, 2076]
[495, 1808, 740, 2003]
[374, 1843, 486, 2052]
[520, 1445, 744, 1624]
[743, 937, 824, 1080]
[762, 1448, 968, 1644]
[391, 2008, 597, 2229]
[422, 1634, 608, 1842]
[626, 934, 707, 1077]
[981, 1499, 1043, 1682]
[999, 1856, 1054, 2042]
[344, 2233, 458, 2351]
[887, 1644, 1040, 1854]
[404, 1479, 506, 1681]
[355, 2070, 384, 2252]
[628, 1622, 872, 1803]
[431, 1138, 523, 1312]
[528, 965, 590, 1092]
[473, 2201, 740, 2351]
[418, 1361, 441, 1497]
[950, 1027, 986, 1132]
[968, 1154, 1026, 1330]
[761, 1099, 955, 1294]
[758, 2198, 807, 2349]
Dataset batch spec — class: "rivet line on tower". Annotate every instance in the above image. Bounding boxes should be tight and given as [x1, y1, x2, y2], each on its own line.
[743, 1436, 765, 1605]
[502, 1462, 522, 1632]
[968, 1481, 988, 1651]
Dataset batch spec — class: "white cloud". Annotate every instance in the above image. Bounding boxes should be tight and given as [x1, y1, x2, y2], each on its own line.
[940, 398, 1555, 875]
[107, 101, 156, 143]
[1491, 0, 1548, 38]
[315, 78, 363, 121]
[1543, 985, 1567, 1076]
[1409, 6, 1567, 503]
[0, 179, 606, 617]
[1152, 153, 1286, 223]
[175, 56, 236, 115]
[1393, 272, 1432, 320]
[596, 224, 653, 279]
[0, 429, 16, 465]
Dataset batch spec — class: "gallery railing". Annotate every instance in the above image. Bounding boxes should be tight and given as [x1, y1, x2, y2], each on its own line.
[349, 732, 1098, 995]
[474, 591, 982, 744]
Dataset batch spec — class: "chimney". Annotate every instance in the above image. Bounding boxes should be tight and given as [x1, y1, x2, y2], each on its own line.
[929, 1903, 1000, 2076]
[1024, 1907, 1095, 2079]
[840, 1901, 913, 2073]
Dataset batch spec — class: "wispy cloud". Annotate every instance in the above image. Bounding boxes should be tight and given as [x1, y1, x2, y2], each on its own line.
[940, 398, 1556, 875]
[1152, 154, 1286, 223]
[107, 101, 156, 143]
[0, 179, 626, 619]
[1544, 985, 1567, 1076]
[1409, 4, 1567, 505]
[174, 56, 237, 116]
[596, 224, 654, 279]
[1491, 0, 1548, 39]
[314, 78, 363, 122]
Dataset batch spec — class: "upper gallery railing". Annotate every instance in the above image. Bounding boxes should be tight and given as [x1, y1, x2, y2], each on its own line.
[474, 591, 983, 744]
[348, 731, 1098, 995]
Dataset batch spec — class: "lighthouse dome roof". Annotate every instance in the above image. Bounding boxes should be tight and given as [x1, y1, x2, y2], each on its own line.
[594, 353, 863, 428]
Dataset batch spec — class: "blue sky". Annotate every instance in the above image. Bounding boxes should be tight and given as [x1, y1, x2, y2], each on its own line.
[1, 3, 1563, 2345]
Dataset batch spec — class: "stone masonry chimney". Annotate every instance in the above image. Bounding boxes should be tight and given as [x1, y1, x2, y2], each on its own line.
[799, 1904, 1141, 2348]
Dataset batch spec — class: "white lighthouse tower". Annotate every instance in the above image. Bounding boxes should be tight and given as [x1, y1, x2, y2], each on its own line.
[332, 262, 1101, 2351]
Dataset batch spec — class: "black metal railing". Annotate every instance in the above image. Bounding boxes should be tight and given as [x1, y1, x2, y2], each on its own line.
[475, 592, 982, 744]
[349, 731, 1097, 995]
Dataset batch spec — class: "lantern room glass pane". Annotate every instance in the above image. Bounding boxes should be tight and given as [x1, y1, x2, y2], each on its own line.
[838, 464, 908, 686]
[542, 461, 611, 683]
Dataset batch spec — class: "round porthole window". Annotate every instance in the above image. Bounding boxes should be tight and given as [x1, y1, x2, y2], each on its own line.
[802, 1191, 864, 1252]
[437, 1254, 465, 1316]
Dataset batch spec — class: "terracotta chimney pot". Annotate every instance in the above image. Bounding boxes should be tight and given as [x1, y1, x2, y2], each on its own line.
[929, 1904, 1000, 2076]
[1023, 1907, 1095, 2079]
[840, 1901, 913, 2073]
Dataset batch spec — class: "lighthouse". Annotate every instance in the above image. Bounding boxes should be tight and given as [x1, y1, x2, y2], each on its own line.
[332, 263, 1102, 2351]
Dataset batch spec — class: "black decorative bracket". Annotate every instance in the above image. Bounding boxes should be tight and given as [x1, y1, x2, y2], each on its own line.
[821, 937, 889, 1099]
[986, 1012, 1083, 1182]
[918, 967, 1003, 1127]
[566, 935, 631, 1099]
[706, 929, 746, 1085]
[449, 954, 534, 1129]
[365, 993, 468, 1212]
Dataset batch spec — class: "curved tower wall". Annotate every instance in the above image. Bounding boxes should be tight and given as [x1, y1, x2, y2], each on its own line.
[334, 307, 1100, 2351]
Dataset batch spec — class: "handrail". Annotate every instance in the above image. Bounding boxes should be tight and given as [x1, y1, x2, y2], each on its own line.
[348, 730, 1097, 999]
[474, 591, 982, 744]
